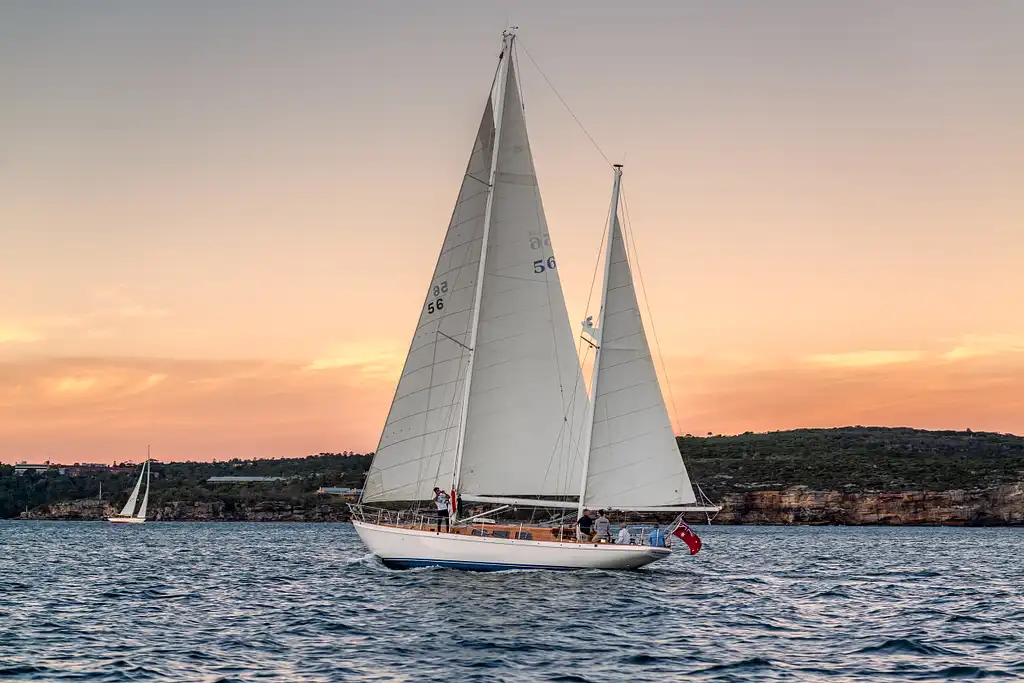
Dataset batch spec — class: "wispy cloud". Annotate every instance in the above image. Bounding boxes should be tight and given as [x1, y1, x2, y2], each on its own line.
[53, 376, 97, 393]
[806, 350, 925, 368]
[114, 305, 171, 319]
[942, 334, 1024, 362]
[304, 342, 404, 379]
[0, 356, 391, 463]
[0, 325, 42, 344]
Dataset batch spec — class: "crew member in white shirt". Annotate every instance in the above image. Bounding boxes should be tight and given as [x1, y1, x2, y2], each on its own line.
[432, 487, 450, 532]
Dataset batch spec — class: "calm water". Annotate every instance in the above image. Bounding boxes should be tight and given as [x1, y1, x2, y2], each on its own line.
[1, 522, 1021, 682]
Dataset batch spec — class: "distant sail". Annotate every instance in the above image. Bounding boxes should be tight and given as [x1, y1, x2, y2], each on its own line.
[119, 463, 145, 517]
[135, 461, 150, 519]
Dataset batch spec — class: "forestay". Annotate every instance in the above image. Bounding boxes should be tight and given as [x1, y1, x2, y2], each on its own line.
[582, 210, 698, 509]
[361, 99, 496, 503]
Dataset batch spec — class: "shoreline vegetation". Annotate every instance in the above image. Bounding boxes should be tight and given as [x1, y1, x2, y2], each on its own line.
[5, 427, 1023, 525]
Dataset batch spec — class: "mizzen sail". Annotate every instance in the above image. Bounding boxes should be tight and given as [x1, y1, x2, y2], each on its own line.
[582, 202, 697, 509]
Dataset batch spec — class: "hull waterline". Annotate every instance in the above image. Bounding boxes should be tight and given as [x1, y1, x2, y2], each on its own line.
[353, 520, 671, 571]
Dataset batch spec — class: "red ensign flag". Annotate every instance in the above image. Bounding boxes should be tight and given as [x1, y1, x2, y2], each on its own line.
[671, 520, 703, 555]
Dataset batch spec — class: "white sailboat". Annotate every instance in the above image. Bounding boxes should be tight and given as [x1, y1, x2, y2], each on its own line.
[108, 448, 151, 524]
[352, 31, 717, 570]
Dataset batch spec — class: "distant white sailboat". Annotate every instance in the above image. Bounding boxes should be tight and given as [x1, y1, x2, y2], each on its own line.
[351, 30, 717, 570]
[108, 447, 151, 524]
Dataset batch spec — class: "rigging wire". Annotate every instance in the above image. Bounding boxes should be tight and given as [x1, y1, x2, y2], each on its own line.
[619, 186, 686, 438]
[517, 39, 613, 168]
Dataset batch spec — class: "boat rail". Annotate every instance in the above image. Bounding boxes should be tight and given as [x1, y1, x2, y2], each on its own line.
[348, 504, 675, 548]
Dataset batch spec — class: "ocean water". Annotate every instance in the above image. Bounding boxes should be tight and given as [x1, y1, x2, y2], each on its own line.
[0, 522, 1021, 682]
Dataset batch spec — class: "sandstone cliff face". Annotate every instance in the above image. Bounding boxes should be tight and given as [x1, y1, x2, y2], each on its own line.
[18, 499, 350, 522]
[715, 484, 1024, 525]
[18, 485, 1024, 525]
[152, 500, 348, 522]
[20, 499, 115, 520]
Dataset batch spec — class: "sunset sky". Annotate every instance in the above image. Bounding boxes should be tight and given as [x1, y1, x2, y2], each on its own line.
[2, 1, 1022, 464]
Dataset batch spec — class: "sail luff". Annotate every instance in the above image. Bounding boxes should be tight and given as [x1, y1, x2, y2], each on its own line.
[136, 459, 150, 519]
[450, 31, 514, 508]
[576, 165, 623, 519]
[118, 461, 145, 517]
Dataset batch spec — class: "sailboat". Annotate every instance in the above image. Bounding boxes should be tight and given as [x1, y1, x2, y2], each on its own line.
[351, 31, 717, 570]
[108, 448, 151, 524]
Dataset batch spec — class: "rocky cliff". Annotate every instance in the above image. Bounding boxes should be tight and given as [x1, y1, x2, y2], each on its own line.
[19, 499, 115, 520]
[713, 483, 1024, 525]
[18, 498, 351, 522]
[151, 500, 349, 522]
[18, 485, 1024, 525]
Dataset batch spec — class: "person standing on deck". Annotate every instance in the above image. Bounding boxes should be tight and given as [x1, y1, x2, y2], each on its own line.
[594, 510, 611, 542]
[432, 487, 450, 533]
[576, 509, 594, 541]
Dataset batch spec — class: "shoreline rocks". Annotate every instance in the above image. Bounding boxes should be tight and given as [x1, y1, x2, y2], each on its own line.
[17, 484, 1023, 525]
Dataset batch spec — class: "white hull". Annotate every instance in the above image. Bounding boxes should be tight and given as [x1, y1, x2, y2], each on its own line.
[353, 520, 670, 571]
[107, 516, 145, 524]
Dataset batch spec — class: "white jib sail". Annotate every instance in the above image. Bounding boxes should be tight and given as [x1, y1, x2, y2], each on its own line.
[582, 208, 697, 509]
[458, 55, 589, 497]
[119, 461, 146, 517]
[360, 98, 497, 503]
[135, 461, 150, 519]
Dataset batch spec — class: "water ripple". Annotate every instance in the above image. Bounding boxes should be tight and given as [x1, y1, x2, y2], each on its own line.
[1, 522, 1021, 681]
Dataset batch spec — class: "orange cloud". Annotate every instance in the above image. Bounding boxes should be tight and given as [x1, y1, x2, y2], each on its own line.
[3, 332, 1021, 464]
[0, 357, 391, 464]
[0, 326, 41, 344]
[666, 340, 1024, 437]
[806, 350, 924, 368]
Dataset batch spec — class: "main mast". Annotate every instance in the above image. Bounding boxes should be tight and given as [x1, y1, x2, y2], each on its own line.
[449, 30, 516, 520]
[576, 164, 624, 520]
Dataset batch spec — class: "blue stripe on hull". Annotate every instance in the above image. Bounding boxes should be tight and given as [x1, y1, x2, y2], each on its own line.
[380, 557, 587, 571]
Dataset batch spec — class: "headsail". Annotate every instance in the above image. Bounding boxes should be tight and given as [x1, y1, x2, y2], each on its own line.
[582, 173, 697, 509]
[459, 54, 588, 497]
[361, 98, 496, 503]
[119, 461, 145, 517]
[136, 460, 150, 519]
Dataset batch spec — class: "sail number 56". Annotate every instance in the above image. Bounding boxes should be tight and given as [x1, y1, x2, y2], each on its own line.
[427, 281, 448, 314]
[533, 256, 556, 273]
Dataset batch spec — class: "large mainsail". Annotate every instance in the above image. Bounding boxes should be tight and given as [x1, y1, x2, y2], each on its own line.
[459, 56, 588, 497]
[362, 40, 587, 504]
[361, 99, 496, 503]
[582, 202, 697, 509]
